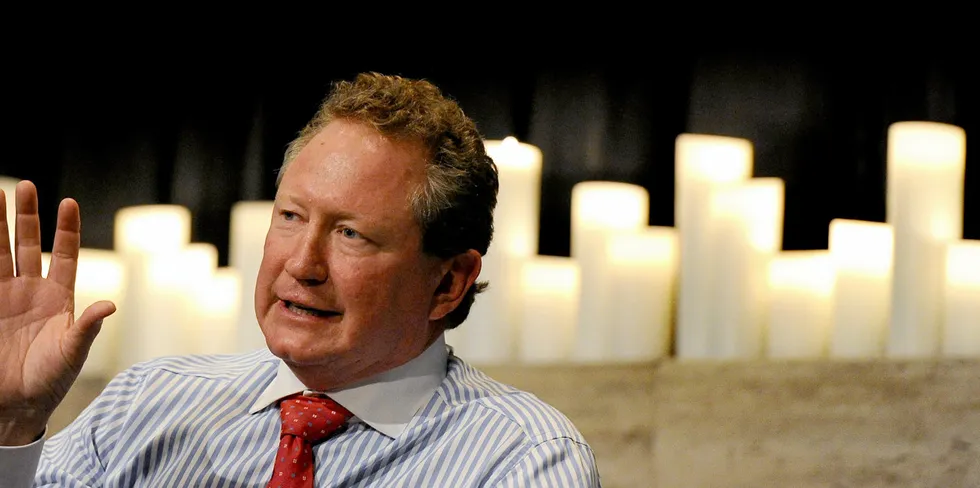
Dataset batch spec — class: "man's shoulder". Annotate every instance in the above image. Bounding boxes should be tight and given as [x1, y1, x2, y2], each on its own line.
[434, 354, 588, 445]
[119, 348, 279, 383]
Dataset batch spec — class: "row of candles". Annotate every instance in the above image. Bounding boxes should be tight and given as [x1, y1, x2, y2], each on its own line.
[447, 123, 979, 364]
[1, 121, 976, 379]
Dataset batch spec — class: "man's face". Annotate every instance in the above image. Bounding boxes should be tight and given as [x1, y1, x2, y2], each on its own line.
[255, 119, 446, 386]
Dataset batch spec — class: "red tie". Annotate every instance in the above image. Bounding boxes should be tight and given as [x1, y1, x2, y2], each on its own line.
[266, 393, 352, 488]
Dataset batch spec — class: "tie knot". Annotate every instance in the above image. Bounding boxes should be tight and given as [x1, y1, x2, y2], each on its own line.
[278, 393, 352, 444]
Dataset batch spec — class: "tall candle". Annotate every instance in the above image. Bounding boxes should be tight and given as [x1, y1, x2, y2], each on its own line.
[674, 134, 753, 359]
[828, 219, 894, 359]
[229, 201, 273, 352]
[605, 226, 677, 362]
[454, 137, 543, 364]
[886, 121, 966, 358]
[113, 205, 192, 368]
[767, 250, 833, 359]
[943, 240, 980, 357]
[192, 267, 242, 355]
[708, 177, 784, 359]
[570, 181, 649, 362]
[517, 256, 579, 364]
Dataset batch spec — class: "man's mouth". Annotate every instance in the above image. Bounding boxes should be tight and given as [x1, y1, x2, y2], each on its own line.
[283, 300, 340, 318]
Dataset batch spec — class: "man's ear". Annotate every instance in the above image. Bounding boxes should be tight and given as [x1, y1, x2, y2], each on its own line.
[429, 249, 482, 321]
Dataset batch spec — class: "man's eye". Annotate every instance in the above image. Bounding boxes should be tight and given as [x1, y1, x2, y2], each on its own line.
[341, 227, 360, 239]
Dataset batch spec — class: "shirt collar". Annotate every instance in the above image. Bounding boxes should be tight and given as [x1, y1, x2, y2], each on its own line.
[248, 335, 448, 438]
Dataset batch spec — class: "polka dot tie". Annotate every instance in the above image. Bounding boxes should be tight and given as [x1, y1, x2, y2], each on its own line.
[266, 393, 352, 488]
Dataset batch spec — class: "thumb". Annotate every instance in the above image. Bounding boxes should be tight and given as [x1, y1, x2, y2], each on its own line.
[63, 300, 117, 365]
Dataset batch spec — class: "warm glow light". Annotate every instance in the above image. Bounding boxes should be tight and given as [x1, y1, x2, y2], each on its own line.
[711, 178, 784, 251]
[230, 200, 274, 352]
[829, 219, 893, 274]
[485, 136, 543, 172]
[607, 227, 676, 265]
[572, 181, 649, 231]
[676, 134, 753, 184]
[946, 241, 980, 288]
[115, 205, 192, 255]
[888, 122, 966, 169]
[197, 267, 242, 317]
[768, 251, 834, 296]
[522, 257, 580, 293]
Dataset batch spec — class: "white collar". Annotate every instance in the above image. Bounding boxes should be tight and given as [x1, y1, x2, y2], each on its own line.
[248, 335, 448, 439]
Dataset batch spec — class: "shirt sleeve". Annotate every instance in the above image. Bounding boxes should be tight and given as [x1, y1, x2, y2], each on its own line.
[0, 430, 45, 488]
[493, 436, 602, 488]
[30, 366, 148, 487]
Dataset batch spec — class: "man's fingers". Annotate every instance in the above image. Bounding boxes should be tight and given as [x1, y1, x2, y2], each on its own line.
[47, 199, 81, 291]
[0, 190, 12, 279]
[14, 181, 42, 278]
[63, 301, 117, 366]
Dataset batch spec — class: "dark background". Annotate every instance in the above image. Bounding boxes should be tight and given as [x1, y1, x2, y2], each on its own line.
[2, 48, 975, 266]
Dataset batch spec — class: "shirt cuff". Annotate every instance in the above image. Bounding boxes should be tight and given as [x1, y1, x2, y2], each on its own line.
[0, 427, 46, 488]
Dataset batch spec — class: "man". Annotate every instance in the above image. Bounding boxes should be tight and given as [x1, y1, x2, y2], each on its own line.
[0, 72, 601, 486]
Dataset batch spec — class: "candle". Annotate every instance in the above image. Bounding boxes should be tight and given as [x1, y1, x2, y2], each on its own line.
[886, 121, 966, 358]
[767, 250, 833, 359]
[114, 205, 192, 255]
[708, 177, 784, 359]
[0, 176, 18, 254]
[42, 249, 126, 378]
[113, 204, 193, 368]
[828, 219, 894, 359]
[229, 201, 273, 352]
[570, 181, 649, 362]
[943, 240, 980, 357]
[453, 137, 543, 364]
[605, 226, 677, 362]
[191, 267, 242, 355]
[517, 256, 579, 364]
[674, 134, 753, 359]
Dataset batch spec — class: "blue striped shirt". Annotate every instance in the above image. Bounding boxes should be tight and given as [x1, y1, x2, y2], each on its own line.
[8, 339, 600, 487]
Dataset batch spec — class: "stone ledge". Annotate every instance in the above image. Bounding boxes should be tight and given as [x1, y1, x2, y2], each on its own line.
[480, 359, 980, 488]
[52, 359, 980, 488]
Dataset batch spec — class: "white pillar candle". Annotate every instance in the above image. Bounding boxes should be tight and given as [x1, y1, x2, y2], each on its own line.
[570, 181, 649, 362]
[708, 178, 784, 359]
[453, 137, 543, 364]
[943, 240, 980, 357]
[886, 121, 966, 358]
[192, 267, 242, 356]
[674, 134, 753, 359]
[113, 205, 192, 368]
[767, 250, 833, 359]
[42, 249, 126, 378]
[517, 256, 579, 364]
[0, 176, 19, 255]
[175, 243, 219, 352]
[484, 137, 543, 257]
[605, 226, 677, 362]
[229, 201, 273, 352]
[828, 219, 894, 359]
[114, 205, 192, 255]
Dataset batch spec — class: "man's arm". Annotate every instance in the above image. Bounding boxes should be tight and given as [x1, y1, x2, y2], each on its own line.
[493, 437, 601, 488]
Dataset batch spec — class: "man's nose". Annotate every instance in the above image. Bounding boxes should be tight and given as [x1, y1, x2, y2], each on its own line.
[284, 231, 329, 284]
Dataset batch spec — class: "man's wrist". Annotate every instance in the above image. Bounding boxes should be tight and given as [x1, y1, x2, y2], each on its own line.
[0, 418, 47, 447]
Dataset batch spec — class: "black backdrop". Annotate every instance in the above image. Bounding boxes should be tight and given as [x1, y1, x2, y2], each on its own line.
[2, 49, 975, 266]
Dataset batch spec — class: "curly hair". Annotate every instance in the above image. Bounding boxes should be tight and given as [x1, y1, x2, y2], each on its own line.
[278, 72, 499, 329]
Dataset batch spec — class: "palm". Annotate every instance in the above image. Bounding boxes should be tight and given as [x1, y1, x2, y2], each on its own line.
[0, 275, 76, 415]
[0, 181, 115, 445]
